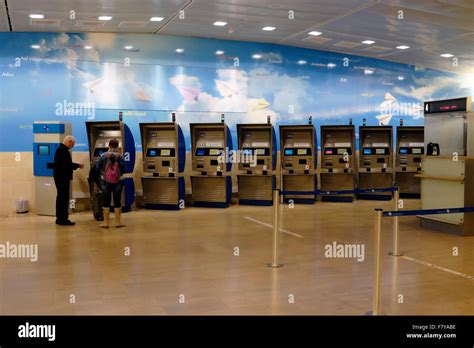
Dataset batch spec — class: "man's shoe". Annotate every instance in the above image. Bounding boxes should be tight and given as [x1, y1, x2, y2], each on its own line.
[58, 220, 75, 226]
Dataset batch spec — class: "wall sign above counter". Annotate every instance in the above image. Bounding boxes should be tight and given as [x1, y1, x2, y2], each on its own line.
[424, 97, 471, 114]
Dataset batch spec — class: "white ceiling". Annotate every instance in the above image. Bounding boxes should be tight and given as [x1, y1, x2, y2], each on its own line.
[1, 0, 473, 74]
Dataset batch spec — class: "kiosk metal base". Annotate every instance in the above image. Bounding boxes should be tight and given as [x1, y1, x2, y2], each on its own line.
[282, 174, 317, 205]
[358, 172, 393, 201]
[191, 176, 232, 208]
[283, 198, 316, 204]
[357, 194, 392, 201]
[320, 173, 355, 203]
[239, 199, 273, 206]
[395, 171, 421, 199]
[142, 177, 185, 211]
[237, 175, 275, 206]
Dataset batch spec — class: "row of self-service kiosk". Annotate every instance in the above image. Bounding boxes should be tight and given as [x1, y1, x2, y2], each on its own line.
[33, 115, 425, 217]
[137, 115, 425, 209]
[31, 98, 471, 238]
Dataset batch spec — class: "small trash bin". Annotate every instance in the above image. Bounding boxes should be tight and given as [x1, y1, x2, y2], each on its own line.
[16, 199, 29, 214]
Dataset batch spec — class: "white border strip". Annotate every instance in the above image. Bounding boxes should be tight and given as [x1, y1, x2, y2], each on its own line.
[401, 255, 474, 280]
[244, 216, 304, 238]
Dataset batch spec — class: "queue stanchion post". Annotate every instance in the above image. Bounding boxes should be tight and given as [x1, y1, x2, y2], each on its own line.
[389, 185, 403, 256]
[268, 189, 283, 268]
[280, 167, 284, 204]
[366, 208, 383, 315]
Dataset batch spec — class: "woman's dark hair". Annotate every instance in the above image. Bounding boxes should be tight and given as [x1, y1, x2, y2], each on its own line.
[109, 139, 119, 149]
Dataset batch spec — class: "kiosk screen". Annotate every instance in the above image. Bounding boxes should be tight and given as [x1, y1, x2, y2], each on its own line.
[38, 145, 50, 156]
[146, 148, 159, 157]
[337, 148, 347, 155]
[297, 149, 308, 155]
[94, 148, 108, 157]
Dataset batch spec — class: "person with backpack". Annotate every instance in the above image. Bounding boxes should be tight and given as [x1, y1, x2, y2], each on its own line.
[96, 138, 126, 228]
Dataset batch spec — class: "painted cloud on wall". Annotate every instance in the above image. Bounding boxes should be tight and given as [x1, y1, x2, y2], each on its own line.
[375, 93, 424, 125]
[393, 75, 464, 101]
[0, 31, 470, 151]
[247, 68, 311, 120]
[168, 69, 277, 133]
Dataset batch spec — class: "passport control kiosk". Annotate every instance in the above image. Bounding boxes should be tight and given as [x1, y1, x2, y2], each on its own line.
[395, 122, 424, 198]
[86, 119, 136, 215]
[237, 117, 277, 206]
[358, 125, 393, 200]
[280, 117, 317, 204]
[33, 121, 71, 216]
[190, 115, 233, 208]
[139, 114, 186, 210]
[320, 123, 356, 202]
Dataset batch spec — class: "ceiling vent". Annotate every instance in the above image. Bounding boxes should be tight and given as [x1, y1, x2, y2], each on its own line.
[333, 41, 361, 48]
[76, 20, 105, 28]
[364, 45, 392, 53]
[30, 19, 61, 27]
[118, 21, 148, 28]
[302, 36, 332, 44]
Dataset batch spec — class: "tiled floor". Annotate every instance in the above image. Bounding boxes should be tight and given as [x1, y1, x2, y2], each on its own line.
[0, 199, 473, 315]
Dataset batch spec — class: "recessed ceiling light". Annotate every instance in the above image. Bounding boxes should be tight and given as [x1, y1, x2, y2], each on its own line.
[31, 44, 41, 49]
[252, 54, 262, 59]
[29, 14, 44, 19]
[84, 45, 93, 50]
[214, 21, 227, 26]
[98, 16, 112, 21]
[364, 69, 374, 75]
[262, 26, 276, 31]
[396, 45, 410, 50]
[308, 31, 322, 36]
[398, 76, 405, 80]
[327, 63, 336, 68]
[362, 40, 375, 45]
[440, 53, 454, 58]
[150, 17, 164, 22]
[215, 50, 224, 55]
[297, 60, 307, 65]
[176, 48, 184, 54]
[124, 45, 134, 50]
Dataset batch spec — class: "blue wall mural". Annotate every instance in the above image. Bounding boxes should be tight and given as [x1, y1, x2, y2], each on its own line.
[0, 32, 471, 152]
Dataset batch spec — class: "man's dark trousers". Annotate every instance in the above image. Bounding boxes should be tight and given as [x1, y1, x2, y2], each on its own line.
[54, 178, 70, 223]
